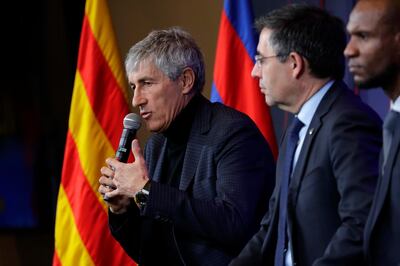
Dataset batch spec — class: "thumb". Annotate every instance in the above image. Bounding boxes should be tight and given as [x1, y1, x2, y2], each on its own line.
[131, 139, 143, 162]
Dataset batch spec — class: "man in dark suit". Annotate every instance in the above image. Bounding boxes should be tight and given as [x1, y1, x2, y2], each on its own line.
[98, 27, 275, 265]
[345, 0, 400, 265]
[230, 4, 382, 266]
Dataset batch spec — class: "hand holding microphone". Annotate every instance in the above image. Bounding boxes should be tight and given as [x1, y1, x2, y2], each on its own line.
[99, 113, 142, 204]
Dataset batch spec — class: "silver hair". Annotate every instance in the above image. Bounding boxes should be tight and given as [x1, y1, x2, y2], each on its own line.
[125, 27, 205, 93]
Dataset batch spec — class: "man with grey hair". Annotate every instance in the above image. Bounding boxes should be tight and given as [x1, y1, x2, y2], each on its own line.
[98, 27, 275, 265]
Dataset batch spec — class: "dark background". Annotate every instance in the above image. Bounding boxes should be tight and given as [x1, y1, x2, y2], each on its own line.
[0, 0, 85, 264]
[0, 0, 388, 265]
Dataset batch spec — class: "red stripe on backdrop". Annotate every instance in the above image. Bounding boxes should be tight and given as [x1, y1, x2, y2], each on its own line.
[52, 252, 61, 266]
[62, 132, 135, 266]
[78, 15, 130, 149]
[214, 11, 278, 157]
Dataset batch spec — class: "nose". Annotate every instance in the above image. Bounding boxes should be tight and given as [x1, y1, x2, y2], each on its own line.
[132, 88, 145, 108]
[251, 63, 260, 78]
[344, 37, 358, 58]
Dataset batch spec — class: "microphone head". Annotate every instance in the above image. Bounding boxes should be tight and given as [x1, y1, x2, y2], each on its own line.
[123, 113, 141, 130]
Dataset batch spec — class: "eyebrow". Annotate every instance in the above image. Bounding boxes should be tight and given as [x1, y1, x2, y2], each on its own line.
[130, 76, 157, 85]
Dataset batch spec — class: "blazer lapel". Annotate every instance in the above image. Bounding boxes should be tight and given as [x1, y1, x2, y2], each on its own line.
[179, 95, 212, 191]
[288, 118, 322, 204]
[367, 120, 400, 238]
[152, 139, 167, 183]
[288, 82, 343, 207]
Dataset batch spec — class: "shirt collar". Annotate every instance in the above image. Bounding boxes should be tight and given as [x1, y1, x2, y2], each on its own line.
[391, 95, 400, 113]
[296, 80, 334, 126]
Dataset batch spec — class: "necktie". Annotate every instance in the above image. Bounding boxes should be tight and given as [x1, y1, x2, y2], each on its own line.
[383, 110, 399, 168]
[275, 117, 304, 266]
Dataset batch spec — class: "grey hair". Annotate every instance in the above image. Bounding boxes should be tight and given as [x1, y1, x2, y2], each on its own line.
[125, 27, 205, 93]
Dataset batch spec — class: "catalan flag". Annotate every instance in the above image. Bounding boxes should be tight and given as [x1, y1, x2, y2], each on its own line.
[211, 0, 278, 158]
[53, 0, 135, 265]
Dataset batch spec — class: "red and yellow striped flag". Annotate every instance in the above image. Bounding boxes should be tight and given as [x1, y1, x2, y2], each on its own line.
[53, 0, 135, 265]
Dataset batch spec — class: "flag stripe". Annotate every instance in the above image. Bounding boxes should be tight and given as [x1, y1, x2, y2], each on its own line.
[211, 82, 223, 103]
[52, 250, 61, 266]
[68, 70, 113, 210]
[85, 0, 130, 105]
[54, 185, 94, 266]
[61, 132, 134, 266]
[223, 0, 257, 60]
[213, 9, 278, 157]
[77, 15, 129, 150]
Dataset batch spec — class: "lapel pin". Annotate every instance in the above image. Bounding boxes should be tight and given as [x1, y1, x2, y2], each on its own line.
[308, 128, 314, 135]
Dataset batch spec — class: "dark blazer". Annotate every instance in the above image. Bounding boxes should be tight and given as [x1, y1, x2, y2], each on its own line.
[364, 113, 400, 266]
[109, 95, 275, 266]
[231, 81, 382, 266]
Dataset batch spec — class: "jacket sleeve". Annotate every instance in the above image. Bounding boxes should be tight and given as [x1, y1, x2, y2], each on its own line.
[108, 205, 142, 261]
[229, 183, 279, 265]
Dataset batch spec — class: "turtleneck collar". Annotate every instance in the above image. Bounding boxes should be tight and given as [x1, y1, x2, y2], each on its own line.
[162, 94, 201, 143]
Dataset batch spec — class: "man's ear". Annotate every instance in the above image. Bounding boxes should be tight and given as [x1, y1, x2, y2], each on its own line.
[179, 67, 195, 94]
[288, 52, 305, 79]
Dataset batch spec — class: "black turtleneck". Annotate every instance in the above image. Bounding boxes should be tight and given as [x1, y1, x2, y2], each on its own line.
[161, 94, 200, 187]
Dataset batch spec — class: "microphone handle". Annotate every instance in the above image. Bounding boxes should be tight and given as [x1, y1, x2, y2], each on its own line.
[103, 128, 136, 202]
[115, 128, 136, 162]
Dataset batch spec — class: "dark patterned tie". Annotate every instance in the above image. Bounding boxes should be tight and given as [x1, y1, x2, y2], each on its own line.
[275, 117, 304, 266]
[383, 110, 399, 169]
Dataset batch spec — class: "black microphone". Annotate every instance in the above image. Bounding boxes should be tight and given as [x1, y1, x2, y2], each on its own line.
[115, 113, 142, 162]
[103, 113, 141, 202]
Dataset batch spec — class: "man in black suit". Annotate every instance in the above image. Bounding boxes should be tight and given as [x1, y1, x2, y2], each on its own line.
[345, 0, 400, 265]
[98, 27, 275, 265]
[231, 4, 382, 266]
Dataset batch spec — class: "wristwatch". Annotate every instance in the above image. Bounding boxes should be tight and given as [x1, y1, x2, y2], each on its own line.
[134, 181, 151, 209]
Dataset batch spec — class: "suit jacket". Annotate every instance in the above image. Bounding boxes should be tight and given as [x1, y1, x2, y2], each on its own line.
[364, 112, 400, 266]
[231, 81, 382, 266]
[109, 95, 275, 266]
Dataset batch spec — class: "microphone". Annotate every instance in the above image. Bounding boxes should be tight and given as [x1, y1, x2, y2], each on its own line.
[115, 113, 142, 162]
[103, 113, 141, 202]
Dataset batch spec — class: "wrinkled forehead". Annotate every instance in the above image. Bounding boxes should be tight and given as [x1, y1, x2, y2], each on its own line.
[128, 59, 164, 81]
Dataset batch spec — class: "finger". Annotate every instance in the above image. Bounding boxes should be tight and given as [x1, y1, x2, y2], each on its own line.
[106, 157, 121, 170]
[99, 175, 115, 187]
[131, 139, 144, 161]
[100, 166, 114, 178]
[105, 188, 120, 199]
[102, 187, 118, 202]
[98, 184, 110, 195]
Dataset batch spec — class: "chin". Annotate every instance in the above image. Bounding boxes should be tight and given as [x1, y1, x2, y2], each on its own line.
[356, 78, 383, 90]
[265, 99, 274, 107]
[356, 64, 396, 90]
[145, 122, 159, 133]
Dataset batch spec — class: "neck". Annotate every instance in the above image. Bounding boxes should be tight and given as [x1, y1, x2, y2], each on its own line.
[292, 77, 331, 114]
[384, 75, 400, 101]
